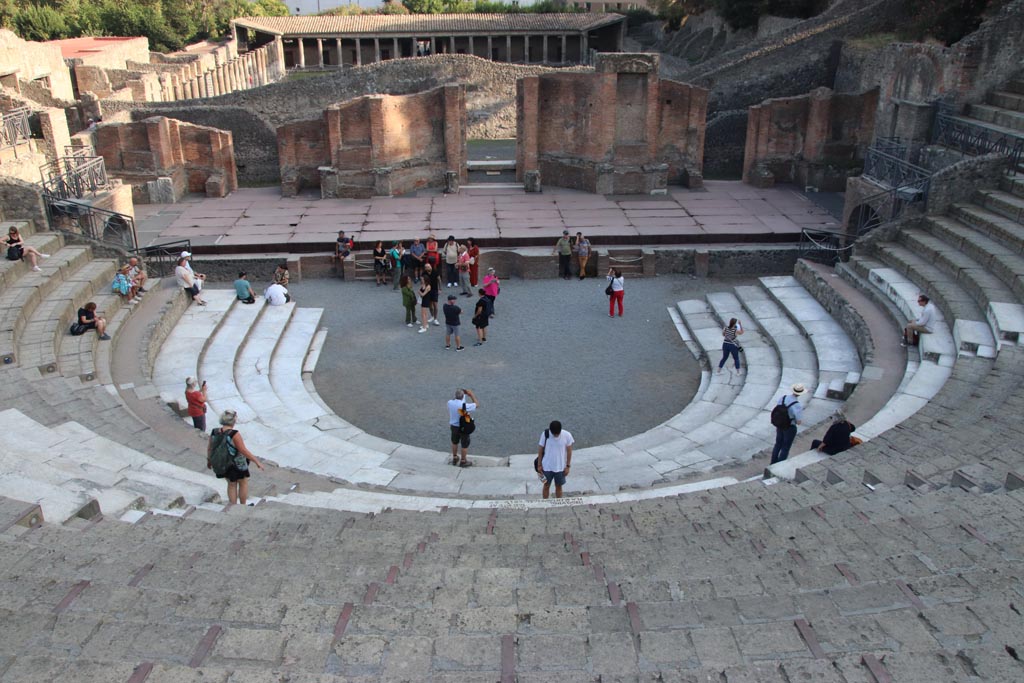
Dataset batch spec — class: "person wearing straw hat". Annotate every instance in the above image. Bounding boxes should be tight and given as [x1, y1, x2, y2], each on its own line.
[770, 383, 806, 465]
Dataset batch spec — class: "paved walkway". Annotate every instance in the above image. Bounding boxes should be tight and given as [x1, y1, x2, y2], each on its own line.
[133, 181, 841, 250]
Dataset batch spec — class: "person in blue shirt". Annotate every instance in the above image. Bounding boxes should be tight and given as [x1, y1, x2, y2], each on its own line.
[234, 271, 256, 304]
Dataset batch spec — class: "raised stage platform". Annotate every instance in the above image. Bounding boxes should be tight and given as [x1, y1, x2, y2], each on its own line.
[133, 180, 843, 254]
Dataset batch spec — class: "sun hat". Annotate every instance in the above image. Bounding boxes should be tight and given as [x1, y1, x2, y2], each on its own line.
[791, 383, 806, 395]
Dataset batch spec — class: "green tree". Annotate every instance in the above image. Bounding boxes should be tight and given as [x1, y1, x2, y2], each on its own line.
[14, 5, 70, 41]
[402, 0, 446, 13]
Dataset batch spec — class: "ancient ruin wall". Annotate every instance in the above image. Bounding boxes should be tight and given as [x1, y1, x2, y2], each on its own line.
[277, 85, 466, 198]
[517, 53, 706, 194]
[0, 30, 75, 102]
[95, 116, 237, 203]
[743, 86, 877, 191]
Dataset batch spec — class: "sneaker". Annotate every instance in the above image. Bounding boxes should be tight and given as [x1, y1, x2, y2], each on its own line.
[433, 319, 440, 326]
[41, 254, 50, 259]
[418, 327, 427, 333]
[445, 344, 451, 349]
[31, 266, 41, 272]
[98, 334, 111, 340]
[407, 323, 414, 327]
[473, 342, 483, 346]
[428, 317, 435, 323]
[137, 287, 146, 293]
[899, 340, 907, 348]
[716, 367, 722, 374]
[447, 283, 452, 288]
[456, 346, 464, 351]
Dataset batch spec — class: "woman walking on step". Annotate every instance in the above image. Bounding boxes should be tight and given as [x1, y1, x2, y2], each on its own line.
[208, 410, 264, 506]
[5, 225, 49, 271]
[717, 317, 744, 374]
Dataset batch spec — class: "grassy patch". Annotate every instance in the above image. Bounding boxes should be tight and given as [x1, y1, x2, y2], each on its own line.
[846, 33, 898, 49]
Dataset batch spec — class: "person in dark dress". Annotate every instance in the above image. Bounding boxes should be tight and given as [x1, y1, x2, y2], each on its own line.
[811, 413, 857, 455]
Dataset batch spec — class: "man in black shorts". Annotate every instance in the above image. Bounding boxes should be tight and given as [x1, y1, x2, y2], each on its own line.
[447, 388, 478, 467]
[472, 288, 492, 346]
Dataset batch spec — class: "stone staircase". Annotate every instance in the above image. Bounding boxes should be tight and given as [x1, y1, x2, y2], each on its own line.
[965, 75, 1024, 172]
[2, 468, 1023, 679]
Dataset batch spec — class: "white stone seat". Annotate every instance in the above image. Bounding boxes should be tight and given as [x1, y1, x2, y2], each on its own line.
[865, 267, 957, 366]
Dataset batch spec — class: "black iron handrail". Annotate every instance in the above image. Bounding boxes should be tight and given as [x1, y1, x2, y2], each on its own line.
[872, 136, 907, 160]
[40, 156, 110, 200]
[799, 227, 856, 265]
[43, 194, 138, 251]
[133, 239, 191, 278]
[933, 110, 1024, 172]
[862, 148, 932, 190]
[0, 107, 31, 149]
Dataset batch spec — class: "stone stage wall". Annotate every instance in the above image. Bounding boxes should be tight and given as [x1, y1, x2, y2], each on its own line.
[95, 116, 237, 203]
[743, 86, 878, 191]
[276, 85, 467, 199]
[516, 53, 707, 194]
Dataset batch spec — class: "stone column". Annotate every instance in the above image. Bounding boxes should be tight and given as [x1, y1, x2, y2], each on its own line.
[469, 36, 474, 57]
[393, 38, 399, 59]
[374, 38, 380, 63]
[524, 35, 529, 63]
[317, 38, 324, 68]
[561, 35, 567, 64]
[298, 38, 306, 69]
[542, 35, 548, 64]
[487, 36, 492, 60]
[336, 38, 343, 66]
[581, 34, 588, 64]
[506, 35, 511, 62]
[449, 36, 455, 54]
[355, 38, 361, 66]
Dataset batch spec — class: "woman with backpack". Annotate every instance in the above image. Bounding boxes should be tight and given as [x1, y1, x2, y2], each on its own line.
[207, 410, 265, 505]
[717, 318, 744, 374]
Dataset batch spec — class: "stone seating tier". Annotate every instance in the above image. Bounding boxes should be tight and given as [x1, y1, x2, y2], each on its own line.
[1, 473, 1023, 680]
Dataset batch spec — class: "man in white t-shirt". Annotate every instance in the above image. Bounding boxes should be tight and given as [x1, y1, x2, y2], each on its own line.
[447, 388, 478, 467]
[536, 420, 574, 499]
[265, 282, 290, 306]
[902, 294, 937, 347]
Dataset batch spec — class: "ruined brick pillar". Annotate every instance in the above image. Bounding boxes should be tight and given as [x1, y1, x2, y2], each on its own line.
[37, 108, 71, 164]
[442, 84, 467, 186]
[516, 76, 539, 183]
[804, 87, 832, 164]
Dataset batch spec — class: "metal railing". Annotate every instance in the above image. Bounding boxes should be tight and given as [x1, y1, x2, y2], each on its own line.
[0, 107, 31, 149]
[40, 155, 110, 200]
[933, 109, 1024, 172]
[862, 148, 932, 194]
[799, 227, 857, 265]
[873, 136, 907, 160]
[43, 194, 138, 251]
[133, 239, 191, 278]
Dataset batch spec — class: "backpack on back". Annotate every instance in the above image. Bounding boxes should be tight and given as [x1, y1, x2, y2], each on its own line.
[458, 402, 476, 435]
[770, 399, 795, 429]
[208, 428, 239, 476]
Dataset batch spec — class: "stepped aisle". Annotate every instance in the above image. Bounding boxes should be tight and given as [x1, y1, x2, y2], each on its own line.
[2, 465, 1024, 680]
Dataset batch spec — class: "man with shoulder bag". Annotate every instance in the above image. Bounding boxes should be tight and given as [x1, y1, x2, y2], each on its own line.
[535, 420, 574, 499]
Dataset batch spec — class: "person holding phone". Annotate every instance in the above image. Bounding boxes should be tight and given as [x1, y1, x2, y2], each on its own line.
[185, 377, 208, 431]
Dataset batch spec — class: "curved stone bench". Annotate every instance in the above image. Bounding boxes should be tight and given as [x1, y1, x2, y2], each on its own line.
[0, 408, 221, 523]
[17, 258, 118, 375]
[0, 245, 91, 367]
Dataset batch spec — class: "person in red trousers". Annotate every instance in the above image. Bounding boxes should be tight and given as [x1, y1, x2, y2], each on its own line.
[607, 268, 624, 317]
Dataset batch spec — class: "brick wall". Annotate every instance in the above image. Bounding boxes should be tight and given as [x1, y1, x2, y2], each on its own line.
[517, 53, 707, 193]
[95, 117, 237, 203]
[278, 85, 466, 198]
[743, 86, 877, 191]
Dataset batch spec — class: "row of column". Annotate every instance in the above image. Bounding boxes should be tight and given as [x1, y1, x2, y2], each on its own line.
[293, 33, 588, 68]
[174, 45, 273, 101]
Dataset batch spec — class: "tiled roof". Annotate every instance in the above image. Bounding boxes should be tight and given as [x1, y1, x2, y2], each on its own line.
[232, 13, 625, 37]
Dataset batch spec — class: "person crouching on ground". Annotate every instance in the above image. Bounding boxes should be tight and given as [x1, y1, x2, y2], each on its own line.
[536, 420, 574, 499]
